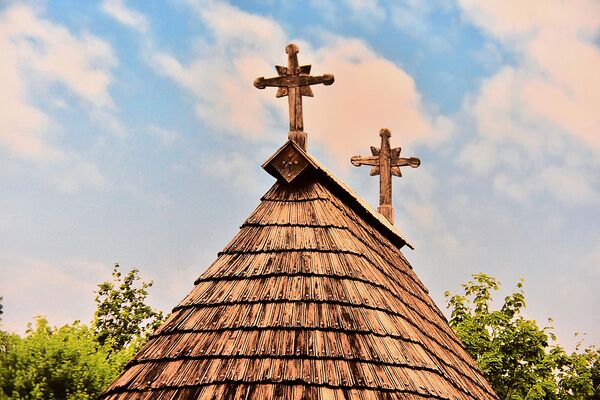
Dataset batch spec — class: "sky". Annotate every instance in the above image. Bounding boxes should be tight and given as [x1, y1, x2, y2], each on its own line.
[0, 0, 598, 350]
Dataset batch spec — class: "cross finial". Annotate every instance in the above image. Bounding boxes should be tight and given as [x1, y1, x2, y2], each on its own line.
[254, 43, 334, 150]
[351, 128, 420, 225]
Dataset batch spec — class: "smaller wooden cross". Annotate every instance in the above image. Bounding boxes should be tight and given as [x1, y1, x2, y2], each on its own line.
[254, 43, 334, 150]
[351, 128, 420, 225]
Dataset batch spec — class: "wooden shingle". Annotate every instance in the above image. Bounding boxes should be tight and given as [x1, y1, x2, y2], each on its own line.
[99, 141, 497, 399]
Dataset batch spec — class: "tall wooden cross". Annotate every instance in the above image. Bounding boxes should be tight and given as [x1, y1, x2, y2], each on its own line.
[254, 43, 334, 150]
[351, 128, 420, 225]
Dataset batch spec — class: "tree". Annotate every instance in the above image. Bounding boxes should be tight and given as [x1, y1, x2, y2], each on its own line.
[446, 273, 600, 399]
[0, 264, 164, 399]
[93, 263, 163, 353]
[0, 318, 132, 400]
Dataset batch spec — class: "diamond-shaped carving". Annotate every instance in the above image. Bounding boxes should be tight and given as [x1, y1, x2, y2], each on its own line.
[269, 143, 309, 183]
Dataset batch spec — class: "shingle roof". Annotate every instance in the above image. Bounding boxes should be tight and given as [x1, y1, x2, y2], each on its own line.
[100, 141, 497, 399]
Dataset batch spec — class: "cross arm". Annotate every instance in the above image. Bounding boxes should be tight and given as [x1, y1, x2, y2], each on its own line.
[390, 157, 421, 168]
[351, 155, 379, 167]
[254, 74, 334, 89]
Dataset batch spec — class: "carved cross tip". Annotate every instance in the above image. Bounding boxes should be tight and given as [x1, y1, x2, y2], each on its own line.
[254, 43, 334, 150]
[351, 128, 420, 225]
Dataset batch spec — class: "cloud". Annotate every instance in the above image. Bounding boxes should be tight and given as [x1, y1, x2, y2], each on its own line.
[309, 0, 385, 29]
[147, 124, 180, 146]
[1, 5, 116, 108]
[456, 0, 600, 204]
[343, 0, 385, 26]
[305, 35, 435, 164]
[0, 8, 61, 161]
[90, 109, 128, 140]
[198, 151, 264, 195]
[458, 140, 497, 175]
[49, 157, 107, 193]
[389, 0, 456, 51]
[0, 4, 116, 189]
[101, 0, 149, 33]
[458, 0, 600, 42]
[540, 166, 597, 205]
[0, 257, 112, 332]
[585, 246, 600, 278]
[391, 0, 438, 36]
[0, 210, 11, 230]
[149, 0, 287, 141]
[149, 0, 437, 166]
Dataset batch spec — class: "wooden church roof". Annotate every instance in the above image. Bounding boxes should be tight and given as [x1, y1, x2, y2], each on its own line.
[100, 140, 497, 399]
[100, 44, 497, 400]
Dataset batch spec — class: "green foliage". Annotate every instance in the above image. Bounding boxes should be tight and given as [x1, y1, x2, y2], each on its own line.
[0, 318, 133, 400]
[93, 264, 163, 353]
[446, 273, 600, 399]
[0, 264, 163, 400]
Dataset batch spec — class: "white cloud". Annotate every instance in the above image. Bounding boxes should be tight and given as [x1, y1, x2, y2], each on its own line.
[198, 151, 264, 195]
[458, 140, 497, 175]
[0, 14, 61, 161]
[585, 246, 600, 278]
[472, 41, 504, 70]
[0, 210, 11, 230]
[0, 4, 116, 190]
[457, 0, 600, 205]
[0, 257, 112, 332]
[459, 0, 600, 42]
[492, 173, 533, 204]
[309, 0, 338, 20]
[305, 35, 435, 165]
[149, 0, 287, 141]
[148, 125, 180, 146]
[344, 0, 385, 27]
[1, 5, 116, 108]
[389, 0, 456, 51]
[395, 167, 441, 230]
[391, 0, 430, 36]
[540, 166, 597, 205]
[101, 0, 149, 33]
[90, 109, 128, 140]
[309, 0, 385, 29]
[149, 1, 437, 167]
[49, 157, 107, 193]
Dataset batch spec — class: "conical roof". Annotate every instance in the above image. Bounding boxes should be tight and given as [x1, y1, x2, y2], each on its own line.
[100, 141, 497, 399]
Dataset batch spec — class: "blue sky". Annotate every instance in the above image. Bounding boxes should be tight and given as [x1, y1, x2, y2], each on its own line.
[0, 0, 598, 350]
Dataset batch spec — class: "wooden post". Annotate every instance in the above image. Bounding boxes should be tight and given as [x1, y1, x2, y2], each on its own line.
[285, 44, 302, 133]
[254, 43, 334, 150]
[378, 129, 394, 224]
[351, 128, 421, 224]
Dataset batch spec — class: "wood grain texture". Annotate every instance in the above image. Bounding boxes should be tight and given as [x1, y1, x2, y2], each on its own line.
[352, 129, 421, 225]
[254, 43, 334, 149]
[99, 174, 497, 400]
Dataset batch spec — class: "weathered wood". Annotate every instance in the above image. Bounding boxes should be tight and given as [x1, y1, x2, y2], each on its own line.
[351, 128, 421, 225]
[255, 74, 334, 89]
[350, 155, 378, 167]
[254, 43, 334, 149]
[100, 49, 499, 398]
[99, 177, 498, 400]
[378, 129, 392, 223]
[269, 142, 310, 183]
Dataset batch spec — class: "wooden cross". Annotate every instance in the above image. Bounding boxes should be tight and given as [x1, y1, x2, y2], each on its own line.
[254, 43, 334, 150]
[351, 128, 420, 225]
